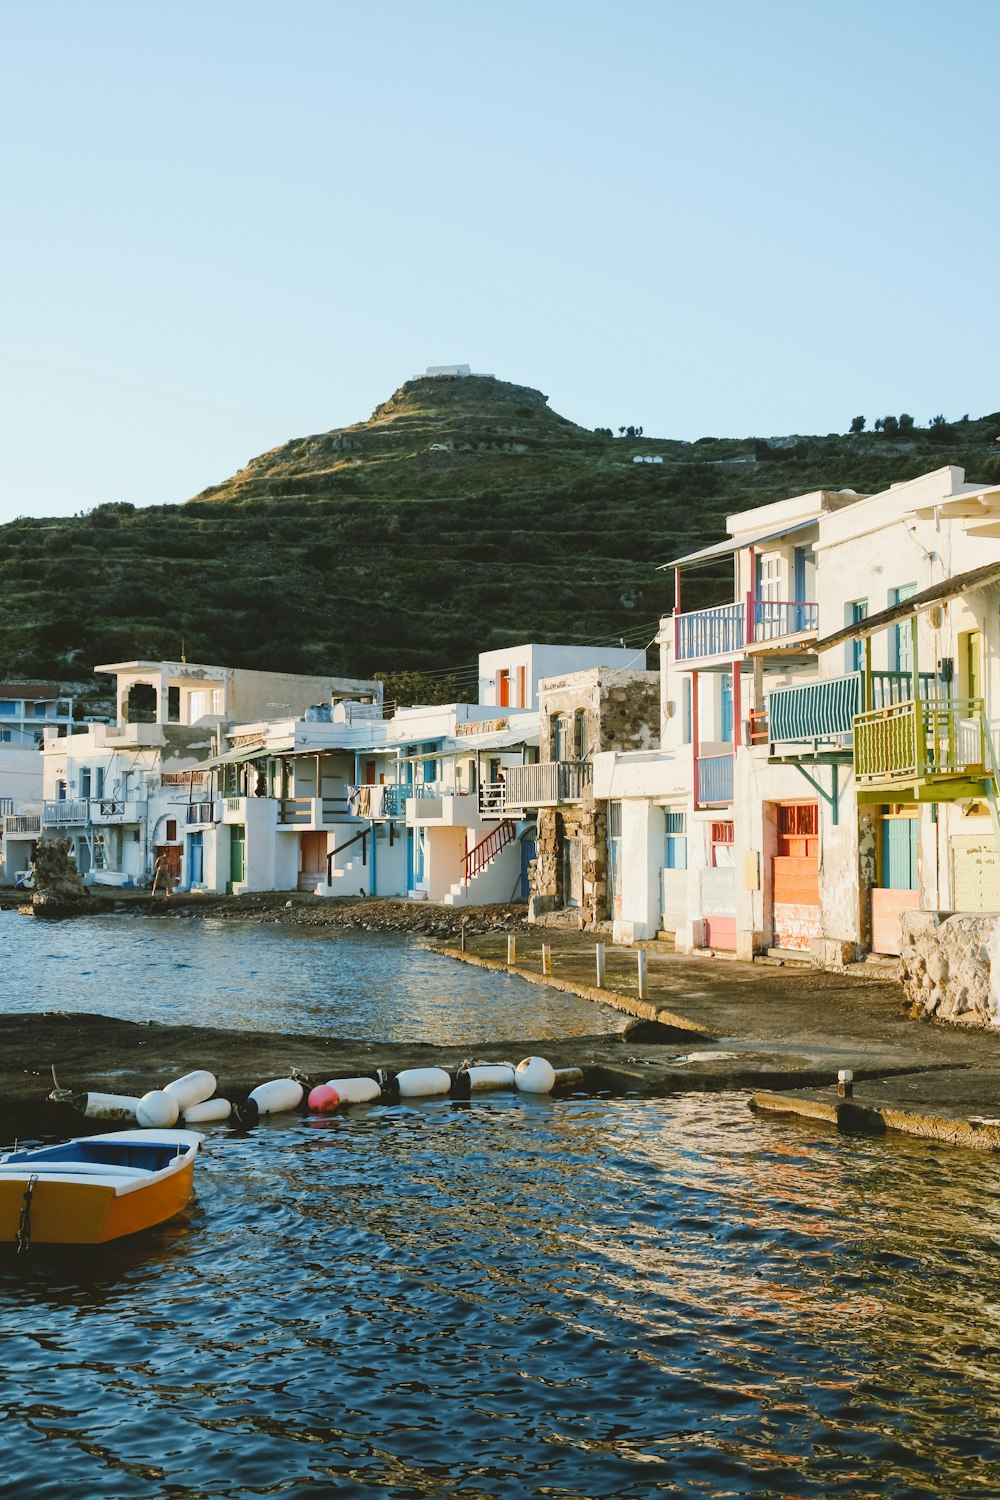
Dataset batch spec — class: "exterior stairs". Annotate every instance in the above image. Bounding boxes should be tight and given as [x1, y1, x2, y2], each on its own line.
[442, 819, 518, 906]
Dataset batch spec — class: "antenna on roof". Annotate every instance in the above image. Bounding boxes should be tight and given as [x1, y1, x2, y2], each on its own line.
[181, 638, 187, 664]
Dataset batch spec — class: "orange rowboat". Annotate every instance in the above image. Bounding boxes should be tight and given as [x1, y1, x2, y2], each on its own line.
[0, 1129, 203, 1249]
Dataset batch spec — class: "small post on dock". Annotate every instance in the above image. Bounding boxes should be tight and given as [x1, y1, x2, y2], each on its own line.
[595, 942, 606, 988]
[507, 932, 516, 966]
[838, 1068, 854, 1098]
[637, 949, 648, 1000]
[460, 921, 466, 952]
[541, 942, 551, 975]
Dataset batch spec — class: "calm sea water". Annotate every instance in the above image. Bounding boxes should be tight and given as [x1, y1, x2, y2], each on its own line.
[0, 910, 623, 1041]
[3, 915, 1000, 1498]
[2, 1095, 1000, 1499]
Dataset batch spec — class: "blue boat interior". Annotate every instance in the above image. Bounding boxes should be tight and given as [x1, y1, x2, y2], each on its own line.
[4, 1140, 185, 1171]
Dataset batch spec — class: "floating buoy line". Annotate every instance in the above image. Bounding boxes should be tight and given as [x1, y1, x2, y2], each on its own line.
[46, 1056, 583, 1132]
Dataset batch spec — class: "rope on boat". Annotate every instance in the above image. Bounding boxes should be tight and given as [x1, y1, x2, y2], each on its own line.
[16, 1174, 39, 1255]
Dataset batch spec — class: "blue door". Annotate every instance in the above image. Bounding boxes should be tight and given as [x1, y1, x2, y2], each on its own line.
[890, 585, 917, 674]
[881, 816, 918, 889]
[721, 675, 733, 743]
[519, 835, 536, 902]
[188, 832, 204, 886]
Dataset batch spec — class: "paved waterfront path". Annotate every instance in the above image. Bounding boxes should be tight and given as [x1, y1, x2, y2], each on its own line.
[446, 929, 1000, 1152]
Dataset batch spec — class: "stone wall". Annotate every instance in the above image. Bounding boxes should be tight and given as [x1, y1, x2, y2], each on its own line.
[529, 803, 608, 928]
[900, 909, 1000, 1029]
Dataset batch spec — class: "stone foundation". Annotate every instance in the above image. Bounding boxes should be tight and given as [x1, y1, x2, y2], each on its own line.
[900, 909, 1000, 1028]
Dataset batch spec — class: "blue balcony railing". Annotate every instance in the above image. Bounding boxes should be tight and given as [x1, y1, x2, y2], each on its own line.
[674, 596, 819, 665]
[769, 672, 862, 746]
[752, 600, 818, 641]
[696, 752, 734, 805]
[675, 603, 746, 662]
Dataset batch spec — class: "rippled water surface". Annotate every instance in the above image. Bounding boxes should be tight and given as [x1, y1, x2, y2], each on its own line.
[0, 910, 621, 1041]
[3, 1095, 1000, 1499]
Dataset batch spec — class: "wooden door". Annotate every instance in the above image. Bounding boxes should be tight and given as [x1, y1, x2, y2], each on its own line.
[771, 803, 820, 951]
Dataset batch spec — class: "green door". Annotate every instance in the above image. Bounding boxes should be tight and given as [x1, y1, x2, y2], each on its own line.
[229, 825, 246, 889]
[881, 815, 918, 889]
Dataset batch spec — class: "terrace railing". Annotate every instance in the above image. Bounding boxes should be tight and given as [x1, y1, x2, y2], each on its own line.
[855, 697, 985, 784]
[696, 752, 734, 805]
[502, 761, 593, 807]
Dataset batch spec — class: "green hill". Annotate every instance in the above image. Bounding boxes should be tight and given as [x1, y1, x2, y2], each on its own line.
[2, 374, 998, 712]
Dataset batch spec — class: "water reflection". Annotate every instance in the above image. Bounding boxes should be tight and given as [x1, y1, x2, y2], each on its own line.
[3, 1093, 1000, 1497]
[0, 910, 621, 1042]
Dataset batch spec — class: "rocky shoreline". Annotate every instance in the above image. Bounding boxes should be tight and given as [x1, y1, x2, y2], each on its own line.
[0, 887, 533, 941]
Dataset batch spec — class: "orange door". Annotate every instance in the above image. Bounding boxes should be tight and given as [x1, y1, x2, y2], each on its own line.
[771, 803, 820, 951]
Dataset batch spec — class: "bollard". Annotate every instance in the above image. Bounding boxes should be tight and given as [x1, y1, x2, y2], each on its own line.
[460, 922, 466, 952]
[595, 942, 606, 988]
[637, 949, 648, 1000]
[838, 1068, 854, 1098]
[507, 932, 516, 965]
[541, 942, 551, 975]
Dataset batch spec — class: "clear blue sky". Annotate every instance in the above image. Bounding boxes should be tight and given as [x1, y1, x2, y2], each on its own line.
[2, 0, 998, 523]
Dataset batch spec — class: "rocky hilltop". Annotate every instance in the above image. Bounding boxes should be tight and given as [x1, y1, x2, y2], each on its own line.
[1, 373, 998, 705]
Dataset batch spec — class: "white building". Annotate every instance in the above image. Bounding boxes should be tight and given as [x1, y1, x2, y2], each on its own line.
[596, 465, 1000, 962]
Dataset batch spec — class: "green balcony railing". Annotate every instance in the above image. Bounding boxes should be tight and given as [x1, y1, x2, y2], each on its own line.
[854, 697, 985, 783]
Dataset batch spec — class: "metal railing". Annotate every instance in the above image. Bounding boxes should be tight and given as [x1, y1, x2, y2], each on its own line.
[855, 697, 985, 783]
[463, 819, 516, 883]
[502, 760, 592, 807]
[696, 752, 734, 804]
[769, 672, 862, 746]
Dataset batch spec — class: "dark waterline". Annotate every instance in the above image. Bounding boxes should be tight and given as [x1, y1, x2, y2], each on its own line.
[3, 1095, 1000, 1499]
[0, 910, 623, 1042]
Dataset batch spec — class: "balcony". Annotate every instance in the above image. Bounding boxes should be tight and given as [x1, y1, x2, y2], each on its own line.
[42, 799, 89, 825]
[278, 796, 348, 827]
[854, 697, 989, 802]
[88, 798, 139, 824]
[3, 812, 40, 836]
[502, 760, 593, 808]
[695, 752, 734, 806]
[673, 596, 818, 666]
[406, 790, 482, 826]
[767, 671, 938, 755]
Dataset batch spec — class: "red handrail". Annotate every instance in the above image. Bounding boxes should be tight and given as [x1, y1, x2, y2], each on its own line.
[463, 819, 516, 882]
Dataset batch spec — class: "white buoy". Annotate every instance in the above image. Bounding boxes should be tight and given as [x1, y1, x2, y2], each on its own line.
[136, 1090, 181, 1128]
[181, 1097, 232, 1123]
[324, 1076, 382, 1105]
[164, 1070, 217, 1110]
[77, 1092, 141, 1122]
[394, 1067, 452, 1099]
[248, 1078, 304, 1116]
[455, 1064, 516, 1093]
[514, 1056, 556, 1094]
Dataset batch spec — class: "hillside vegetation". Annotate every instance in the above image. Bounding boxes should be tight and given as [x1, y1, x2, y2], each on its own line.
[2, 374, 998, 711]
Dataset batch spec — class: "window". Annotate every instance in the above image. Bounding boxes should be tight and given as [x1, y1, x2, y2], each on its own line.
[0, 701, 14, 716]
[165, 819, 177, 842]
[33, 701, 47, 718]
[758, 554, 781, 602]
[167, 686, 180, 723]
[552, 714, 570, 761]
[574, 709, 587, 759]
[95, 766, 105, 800]
[846, 600, 868, 673]
[889, 585, 917, 673]
[0, 729, 10, 742]
[711, 821, 735, 868]
[665, 811, 687, 869]
[80, 768, 92, 800]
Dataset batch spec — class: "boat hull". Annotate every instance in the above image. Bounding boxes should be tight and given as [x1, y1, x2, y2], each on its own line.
[0, 1130, 201, 1246]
